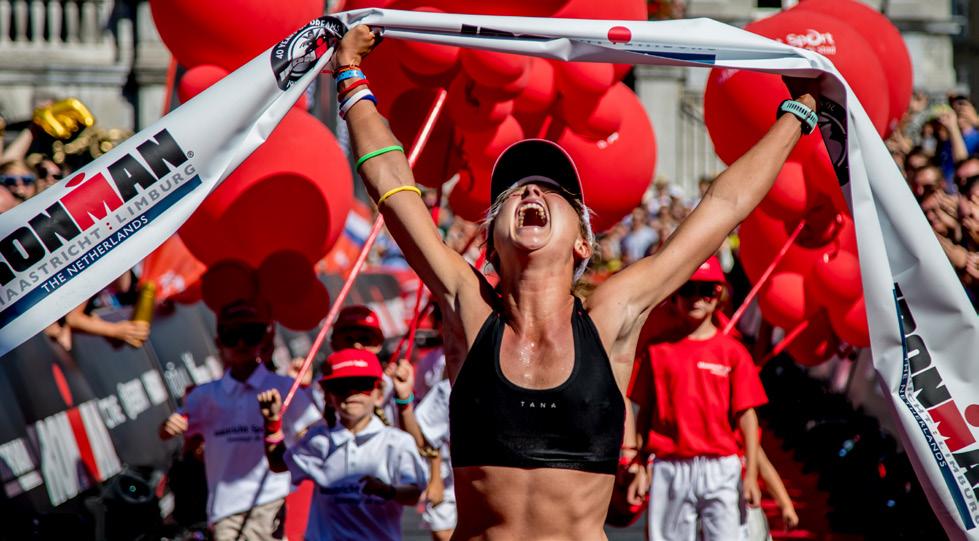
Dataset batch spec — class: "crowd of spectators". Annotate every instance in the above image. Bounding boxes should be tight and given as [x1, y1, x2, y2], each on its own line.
[887, 90, 979, 309]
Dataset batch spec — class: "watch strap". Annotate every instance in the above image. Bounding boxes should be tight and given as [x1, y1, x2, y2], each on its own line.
[777, 99, 818, 135]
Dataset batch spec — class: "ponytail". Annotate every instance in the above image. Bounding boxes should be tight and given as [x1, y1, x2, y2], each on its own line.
[374, 405, 390, 426]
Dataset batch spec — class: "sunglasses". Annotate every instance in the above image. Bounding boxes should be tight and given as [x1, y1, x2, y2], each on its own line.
[677, 281, 721, 299]
[323, 377, 379, 396]
[35, 168, 63, 180]
[1, 175, 36, 186]
[217, 323, 269, 348]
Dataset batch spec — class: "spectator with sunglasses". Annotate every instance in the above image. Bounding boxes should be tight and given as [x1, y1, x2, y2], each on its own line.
[628, 256, 768, 541]
[159, 299, 322, 541]
[257, 348, 427, 541]
[0, 159, 37, 201]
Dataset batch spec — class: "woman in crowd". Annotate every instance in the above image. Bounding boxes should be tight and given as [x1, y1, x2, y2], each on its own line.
[333, 23, 820, 540]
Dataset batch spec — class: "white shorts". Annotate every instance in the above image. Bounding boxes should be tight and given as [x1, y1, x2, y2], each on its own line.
[422, 485, 457, 532]
[648, 455, 742, 541]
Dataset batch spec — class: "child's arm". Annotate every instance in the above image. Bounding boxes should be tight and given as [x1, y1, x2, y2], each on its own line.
[258, 389, 289, 473]
[425, 454, 446, 506]
[758, 447, 799, 529]
[736, 407, 761, 506]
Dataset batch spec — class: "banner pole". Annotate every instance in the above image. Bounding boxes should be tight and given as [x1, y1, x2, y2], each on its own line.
[760, 318, 810, 365]
[722, 218, 806, 336]
[281, 88, 448, 413]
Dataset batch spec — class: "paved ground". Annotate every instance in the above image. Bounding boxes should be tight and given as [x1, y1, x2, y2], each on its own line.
[401, 511, 646, 540]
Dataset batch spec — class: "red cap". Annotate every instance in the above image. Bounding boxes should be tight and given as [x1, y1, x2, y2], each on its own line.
[333, 305, 383, 336]
[689, 256, 726, 283]
[320, 349, 383, 382]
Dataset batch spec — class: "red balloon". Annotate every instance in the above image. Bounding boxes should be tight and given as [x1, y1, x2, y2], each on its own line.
[446, 74, 513, 130]
[385, 0, 570, 17]
[514, 58, 557, 116]
[472, 72, 530, 103]
[554, 83, 656, 232]
[785, 310, 839, 367]
[560, 83, 624, 140]
[448, 166, 492, 223]
[811, 249, 862, 308]
[177, 65, 228, 102]
[149, 0, 323, 70]
[759, 161, 809, 221]
[180, 109, 353, 267]
[746, 9, 890, 135]
[391, 8, 460, 83]
[793, 0, 912, 136]
[757, 272, 816, 329]
[705, 68, 822, 166]
[388, 88, 462, 187]
[555, 61, 616, 100]
[553, 0, 648, 20]
[360, 43, 417, 117]
[828, 297, 870, 347]
[460, 49, 529, 87]
[274, 278, 331, 331]
[461, 115, 525, 170]
[258, 251, 318, 305]
[202, 260, 258, 312]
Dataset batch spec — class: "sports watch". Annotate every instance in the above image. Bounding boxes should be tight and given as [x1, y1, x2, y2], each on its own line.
[777, 99, 818, 135]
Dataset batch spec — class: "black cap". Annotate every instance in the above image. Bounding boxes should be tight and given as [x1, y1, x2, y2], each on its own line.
[490, 139, 584, 205]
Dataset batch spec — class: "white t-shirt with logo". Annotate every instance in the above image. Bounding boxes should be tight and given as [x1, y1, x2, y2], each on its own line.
[182, 364, 322, 524]
[285, 416, 427, 541]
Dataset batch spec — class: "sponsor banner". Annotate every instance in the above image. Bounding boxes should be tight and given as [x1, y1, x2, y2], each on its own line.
[0, 17, 347, 358]
[328, 9, 977, 538]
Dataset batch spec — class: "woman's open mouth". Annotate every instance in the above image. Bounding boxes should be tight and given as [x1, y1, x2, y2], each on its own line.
[516, 201, 549, 229]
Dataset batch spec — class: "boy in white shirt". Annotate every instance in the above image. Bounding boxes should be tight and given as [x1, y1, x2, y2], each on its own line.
[159, 299, 322, 540]
[258, 348, 427, 541]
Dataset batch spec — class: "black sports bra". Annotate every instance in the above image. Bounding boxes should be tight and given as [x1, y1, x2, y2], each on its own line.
[449, 297, 625, 474]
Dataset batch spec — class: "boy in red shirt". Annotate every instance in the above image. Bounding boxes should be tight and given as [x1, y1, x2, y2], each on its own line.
[628, 256, 767, 541]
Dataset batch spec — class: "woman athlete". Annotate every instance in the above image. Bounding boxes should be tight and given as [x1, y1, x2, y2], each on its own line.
[334, 25, 819, 541]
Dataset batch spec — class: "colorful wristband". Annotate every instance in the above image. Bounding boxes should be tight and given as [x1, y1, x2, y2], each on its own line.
[264, 418, 282, 434]
[335, 69, 365, 84]
[356, 145, 404, 169]
[394, 392, 414, 406]
[377, 185, 422, 207]
[332, 64, 360, 77]
[264, 431, 284, 445]
[339, 88, 376, 118]
[338, 78, 370, 100]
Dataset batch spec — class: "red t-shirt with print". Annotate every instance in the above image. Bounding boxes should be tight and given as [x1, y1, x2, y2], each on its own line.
[628, 331, 767, 459]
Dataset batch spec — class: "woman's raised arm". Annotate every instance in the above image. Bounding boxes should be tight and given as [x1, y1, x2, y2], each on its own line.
[337, 26, 480, 307]
[588, 84, 821, 356]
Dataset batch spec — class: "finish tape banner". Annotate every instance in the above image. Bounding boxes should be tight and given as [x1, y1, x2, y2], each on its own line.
[0, 17, 345, 357]
[0, 8, 975, 538]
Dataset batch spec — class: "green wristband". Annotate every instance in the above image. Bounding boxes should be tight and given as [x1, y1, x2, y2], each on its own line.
[356, 145, 404, 169]
[394, 392, 414, 406]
